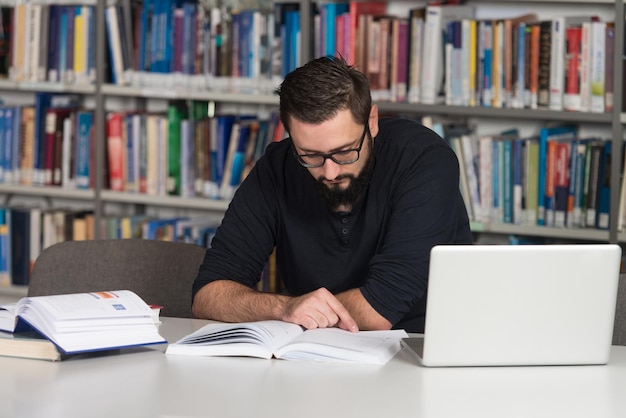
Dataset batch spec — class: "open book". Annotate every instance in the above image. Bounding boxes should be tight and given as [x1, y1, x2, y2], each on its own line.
[165, 320, 408, 364]
[0, 290, 166, 355]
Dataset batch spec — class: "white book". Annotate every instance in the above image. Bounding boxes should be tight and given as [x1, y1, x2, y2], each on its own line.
[420, 5, 474, 104]
[461, 134, 482, 222]
[549, 16, 591, 111]
[478, 136, 493, 222]
[60, 114, 74, 188]
[105, 5, 125, 86]
[0, 290, 165, 355]
[166, 320, 407, 365]
[28, 5, 42, 82]
[589, 21, 606, 113]
[450, 136, 474, 221]
[407, 15, 424, 103]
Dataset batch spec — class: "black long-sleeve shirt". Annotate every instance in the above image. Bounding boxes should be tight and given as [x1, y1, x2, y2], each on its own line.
[193, 117, 473, 332]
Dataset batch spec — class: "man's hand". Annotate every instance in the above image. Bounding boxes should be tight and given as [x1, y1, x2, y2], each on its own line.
[281, 288, 359, 332]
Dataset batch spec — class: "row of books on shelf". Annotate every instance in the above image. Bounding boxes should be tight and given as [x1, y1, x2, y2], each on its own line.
[105, 104, 285, 200]
[1, 0, 618, 112]
[0, 206, 219, 287]
[0, 205, 283, 293]
[2, 3, 96, 85]
[0, 93, 92, 188]
[316, 2, 616, 111]
[0, 93, 286, 199]
[431, 120, 619, 231]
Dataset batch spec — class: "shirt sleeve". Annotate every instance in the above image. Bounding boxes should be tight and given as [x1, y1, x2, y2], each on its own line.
[192, 159, 278, 299]
[360, 142, 470, 327]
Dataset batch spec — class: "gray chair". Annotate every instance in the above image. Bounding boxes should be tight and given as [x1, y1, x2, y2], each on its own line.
[28, 239, 207, 318]
[613, 273, 626, 346]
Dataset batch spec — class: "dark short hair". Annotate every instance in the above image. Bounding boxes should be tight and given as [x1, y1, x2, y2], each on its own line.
[276, 56, 372, 132]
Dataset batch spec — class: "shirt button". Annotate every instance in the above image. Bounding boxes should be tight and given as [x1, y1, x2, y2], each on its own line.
[342, 228, 348, 235]
[341, 217, 348, 224]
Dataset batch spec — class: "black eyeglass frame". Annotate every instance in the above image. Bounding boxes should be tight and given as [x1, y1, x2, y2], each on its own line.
[291, 125, 369, 168]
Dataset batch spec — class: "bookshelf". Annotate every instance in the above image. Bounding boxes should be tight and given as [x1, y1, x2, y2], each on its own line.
[0, 0, 624, 298]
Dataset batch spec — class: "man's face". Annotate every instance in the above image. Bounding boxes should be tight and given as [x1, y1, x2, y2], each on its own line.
[289, 108, 379, 209]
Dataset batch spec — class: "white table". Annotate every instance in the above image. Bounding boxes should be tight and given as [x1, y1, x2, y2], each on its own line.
[2, 317, 626, 418]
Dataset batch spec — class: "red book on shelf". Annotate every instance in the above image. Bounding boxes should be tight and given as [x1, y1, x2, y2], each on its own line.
[348, 1, 387, 67]
[106, 112, 125, 192]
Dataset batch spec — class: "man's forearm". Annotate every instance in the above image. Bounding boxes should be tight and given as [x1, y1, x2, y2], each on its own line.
[192, 280, 289, 323]
[335, 288, 392, 330]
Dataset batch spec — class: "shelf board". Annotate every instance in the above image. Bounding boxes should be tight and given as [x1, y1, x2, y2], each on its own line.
[100, 191, 231, 212]
[0, 184, 95, 200]
[102, 84, 280, 105]
[470, 221, 612, 242]
[376, 102, 614, 123]
[0, 79, 96, 94]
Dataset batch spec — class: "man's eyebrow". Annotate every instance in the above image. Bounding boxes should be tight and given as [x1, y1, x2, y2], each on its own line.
[296, 133, 362, 154]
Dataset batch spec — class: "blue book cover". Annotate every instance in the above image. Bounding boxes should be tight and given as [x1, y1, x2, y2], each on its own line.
[539, 125, 577, 226]
[58, 7, 69, 83]
[323, 3, 349, 56]
[10, 106, 21, 184]
[138, 0, 153, 72]
[33, 93, 53, 186]
[47, 5, 61, 82]
[230, 123, 252, 187]
[595, 141, 612, 230]
[75, 111, 93, 189]
[3, 107, 14, 183]
[149, 0, 161, 72]
[215, 115, 236, 187]
[481, 21, 493, 107]
[162, 0, 175, 73]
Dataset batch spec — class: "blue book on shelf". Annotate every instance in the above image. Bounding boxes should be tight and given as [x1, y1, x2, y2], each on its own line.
[138, 0, 154, 72]
[47, 5, 61, 82]
[33, 93, 53, 186]
[3, 107, 14, 184]
[595, 141, 612, 230]
[215, 115, 236, 188]
[58, 7, 69, 83]
[540, 125, 577, 226]
[537, 125, 577, 226]
[323, 2, 349, 56]
[75, 111, 93, 189]
[230, 122, 252, 187]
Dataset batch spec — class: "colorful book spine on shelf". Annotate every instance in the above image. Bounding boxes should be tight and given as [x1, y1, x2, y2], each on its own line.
[75, 111, 93, 190]
[106, 112, 125, 192]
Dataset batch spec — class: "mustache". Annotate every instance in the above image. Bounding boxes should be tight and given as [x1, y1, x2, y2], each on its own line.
[317, 173, 355, 183]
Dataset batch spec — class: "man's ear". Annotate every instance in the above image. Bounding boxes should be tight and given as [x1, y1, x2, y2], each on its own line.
[368, 105, 379, 138]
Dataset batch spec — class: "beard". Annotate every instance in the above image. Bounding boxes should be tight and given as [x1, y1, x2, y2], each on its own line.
[313, 138, 375, 210]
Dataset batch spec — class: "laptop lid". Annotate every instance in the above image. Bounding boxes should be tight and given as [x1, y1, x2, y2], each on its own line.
[415, 244, 621, 367]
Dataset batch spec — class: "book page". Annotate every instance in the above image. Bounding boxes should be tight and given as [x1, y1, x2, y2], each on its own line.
[274, 328, 409, 364]
[20, 290, 154, 324]
[0, 303, 17, 332]
[166, 320, 304, 359]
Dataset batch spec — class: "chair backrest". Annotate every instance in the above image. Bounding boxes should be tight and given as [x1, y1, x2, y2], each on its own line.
[614, 273, 626, 346]
[28, 239, 207, 318]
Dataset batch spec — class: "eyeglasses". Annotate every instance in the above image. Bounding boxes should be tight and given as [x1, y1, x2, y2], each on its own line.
[292, 126, 369, 168]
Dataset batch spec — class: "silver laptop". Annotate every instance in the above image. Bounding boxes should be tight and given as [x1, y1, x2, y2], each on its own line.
[404, 244, 621, 367]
